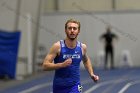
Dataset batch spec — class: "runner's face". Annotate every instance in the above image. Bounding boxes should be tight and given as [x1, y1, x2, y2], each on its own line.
[65, 22, 80, 41]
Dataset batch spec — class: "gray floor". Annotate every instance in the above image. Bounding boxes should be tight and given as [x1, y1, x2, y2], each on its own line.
[0, 67, 140, 93]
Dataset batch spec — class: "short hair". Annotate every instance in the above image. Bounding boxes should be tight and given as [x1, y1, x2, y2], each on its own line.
[65, 19, 81, 30]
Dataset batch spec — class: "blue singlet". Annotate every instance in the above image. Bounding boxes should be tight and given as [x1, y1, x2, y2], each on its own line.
[53, 40, 83, 93]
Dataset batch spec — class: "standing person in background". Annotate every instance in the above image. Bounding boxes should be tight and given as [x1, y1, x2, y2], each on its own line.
[100, 26, 118, 70]
[43, 19, 99, 93]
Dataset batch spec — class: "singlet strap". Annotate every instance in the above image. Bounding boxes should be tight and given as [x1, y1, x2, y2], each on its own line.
[61, 40, 82, 48]
[60, 40, 65, 47]
[77, 41, 82, 47]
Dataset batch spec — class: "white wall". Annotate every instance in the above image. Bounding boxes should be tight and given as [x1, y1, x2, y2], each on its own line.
[0, 0, 18, 31]
[1, 0, 140, 78]
[17, 0, 41, 76]
[38, 12, 140, 67]
[0, 0, 41, 76]
[116, 0, 140, 10]
[58, 0, 112, 12]
[42, 0, 140, 13]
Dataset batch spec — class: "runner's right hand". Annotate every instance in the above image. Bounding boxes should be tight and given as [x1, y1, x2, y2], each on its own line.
[62, 58, 72, 67]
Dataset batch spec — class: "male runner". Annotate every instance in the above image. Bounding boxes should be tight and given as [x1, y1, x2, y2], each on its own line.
[43, 19, 99, 93]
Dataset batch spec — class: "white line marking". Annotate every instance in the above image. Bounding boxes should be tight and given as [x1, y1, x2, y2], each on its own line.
[84, 78, 130, 93]
[84, 80, 114, 93]
[19, 82, 52, 93]
[118, 83, 132, 93]
[118, 80, 140, 93]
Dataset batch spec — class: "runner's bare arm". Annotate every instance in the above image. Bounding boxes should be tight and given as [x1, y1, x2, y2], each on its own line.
[82, 44, 99, 82]
[42, 42, 72, 71]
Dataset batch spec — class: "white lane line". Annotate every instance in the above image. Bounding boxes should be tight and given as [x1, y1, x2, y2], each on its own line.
[84, 78, 129, 93]
[19, 82, 52, 93]
[118, 80, 140, 93]
[118, 83, 132, 93]
[84, 80, 115, 93]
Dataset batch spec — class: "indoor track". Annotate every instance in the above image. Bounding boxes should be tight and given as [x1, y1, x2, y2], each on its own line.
[0, 67, 140, 93]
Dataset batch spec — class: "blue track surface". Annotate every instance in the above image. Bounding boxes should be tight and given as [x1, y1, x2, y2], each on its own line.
[0, 67, 140, 93]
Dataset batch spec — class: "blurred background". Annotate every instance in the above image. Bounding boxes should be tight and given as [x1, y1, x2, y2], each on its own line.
[0, 0, 140, 92]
